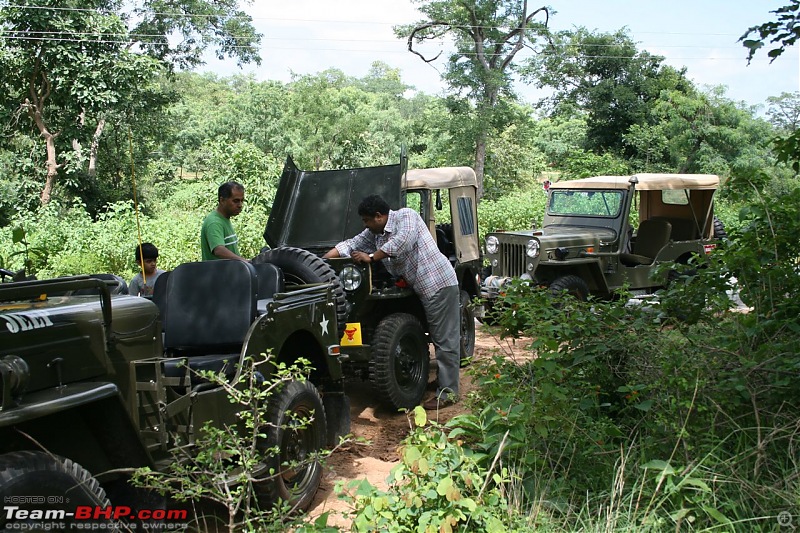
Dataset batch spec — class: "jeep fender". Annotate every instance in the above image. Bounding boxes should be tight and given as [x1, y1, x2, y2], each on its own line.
[243, 291, 343, 383]
[0, 383, 152, 479]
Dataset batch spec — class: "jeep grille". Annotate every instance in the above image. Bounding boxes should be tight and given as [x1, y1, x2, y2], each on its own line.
[498, 243, 527, 277]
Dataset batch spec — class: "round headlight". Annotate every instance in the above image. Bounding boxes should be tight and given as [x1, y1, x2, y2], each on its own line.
[526, 239, 540, 258]
[340, 265, 362, 291]
[486, 235, 499, 254]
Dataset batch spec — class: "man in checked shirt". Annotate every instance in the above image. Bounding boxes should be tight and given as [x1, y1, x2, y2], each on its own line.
[323, 194, 460, 409]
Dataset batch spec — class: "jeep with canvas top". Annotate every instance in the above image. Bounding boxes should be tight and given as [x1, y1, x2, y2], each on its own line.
[482, 173, 722, 304]
[0, 258, 349, 526]
[254, 156, 482, 411]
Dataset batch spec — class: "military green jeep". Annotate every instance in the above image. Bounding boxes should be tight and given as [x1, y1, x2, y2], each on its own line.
[0, 259, 349, 526]
[482, 173, 722, 304]
[254, 156, 482, 411]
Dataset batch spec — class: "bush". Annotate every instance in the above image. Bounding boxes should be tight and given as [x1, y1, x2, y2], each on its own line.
[458, 245, 800, 530]
[338, 407, 521, 533]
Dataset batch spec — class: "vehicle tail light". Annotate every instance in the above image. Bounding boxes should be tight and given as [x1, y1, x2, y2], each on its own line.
[704, 244, 717, 254]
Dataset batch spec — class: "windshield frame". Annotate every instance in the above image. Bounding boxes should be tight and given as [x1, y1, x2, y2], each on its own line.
[547, 189, 624, 218]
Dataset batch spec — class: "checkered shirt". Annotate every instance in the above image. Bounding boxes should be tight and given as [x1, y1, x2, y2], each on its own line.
[335, 208, 457, 300]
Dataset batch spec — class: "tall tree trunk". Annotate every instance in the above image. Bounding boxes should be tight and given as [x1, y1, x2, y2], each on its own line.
[88, 118, 105, 177]
[40, 130, 59, 205]
[474, 131, 487, 199]
[29, 100, 59, 205]
[473, 88, 499, 201]
[26, 56, 60, 205]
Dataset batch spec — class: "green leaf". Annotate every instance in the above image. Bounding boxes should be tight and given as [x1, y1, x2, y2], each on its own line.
[436, 476, 454, 497]
[641, 460, 675, 474]
[682, 477, 712, 492]
[702, 505, 731, 525]
[414, 405, 427, 427]
[11, 227, 25, 244]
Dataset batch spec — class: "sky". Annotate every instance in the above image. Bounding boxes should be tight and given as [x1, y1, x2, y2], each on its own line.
[200, 1, 800, 110]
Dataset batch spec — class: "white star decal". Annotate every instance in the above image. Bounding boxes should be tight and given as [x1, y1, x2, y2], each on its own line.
[320, 315, 329, 336]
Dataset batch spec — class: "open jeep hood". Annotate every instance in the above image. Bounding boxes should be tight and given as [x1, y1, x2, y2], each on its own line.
[265, 156, 405, 251]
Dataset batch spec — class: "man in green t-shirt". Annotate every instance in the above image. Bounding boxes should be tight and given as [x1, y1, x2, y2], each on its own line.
[200, 181, 248, 261]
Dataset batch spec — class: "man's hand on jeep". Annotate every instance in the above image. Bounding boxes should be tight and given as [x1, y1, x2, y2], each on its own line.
[351, 251, 371, 264]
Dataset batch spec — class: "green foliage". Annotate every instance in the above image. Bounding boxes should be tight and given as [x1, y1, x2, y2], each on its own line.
[630, 87, 777, 177]
[528, 27, 694, 155]
[463, 184, 800, 527]
[740, 1, 800, 63]
[560, 149, 631, 179]
[338, 406, 519, 533]
[478, 189, 546, 240]
[132, 354, 330, 532]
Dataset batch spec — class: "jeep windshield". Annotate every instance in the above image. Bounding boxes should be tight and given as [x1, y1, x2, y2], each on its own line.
[548, 190, 623, 218]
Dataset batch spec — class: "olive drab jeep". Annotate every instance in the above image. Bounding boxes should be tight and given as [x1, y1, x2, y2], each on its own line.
[0, 259, 349, 527]
[482, 173, 722, 304]
[256, 156, 482, 411]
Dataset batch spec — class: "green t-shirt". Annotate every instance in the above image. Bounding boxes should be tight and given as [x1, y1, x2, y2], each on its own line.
[200, 210, 240, 260]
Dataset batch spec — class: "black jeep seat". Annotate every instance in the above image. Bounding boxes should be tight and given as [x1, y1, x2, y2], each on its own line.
[162, 260, 258, 383]
[620, 219, 672, 267]
[151, 270, 170, 326]
[436, 227, 455, 260]
[252, 262, 285, 314]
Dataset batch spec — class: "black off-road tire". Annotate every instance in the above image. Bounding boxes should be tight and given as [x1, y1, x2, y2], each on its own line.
[369, 313, 429, 410]
[0, 451, 110, 529]
[549, 275, 590, 301]
[713, 216, 727, 240]
[253, 246, 347, 337]
[257, 380, 327, 512]
[459, 290, 475, 365]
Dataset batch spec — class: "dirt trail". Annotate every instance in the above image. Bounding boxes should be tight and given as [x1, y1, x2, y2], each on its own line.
[305, 323, 531, 528]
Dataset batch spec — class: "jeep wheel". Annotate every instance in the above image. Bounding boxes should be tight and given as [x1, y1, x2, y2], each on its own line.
[258, 380, 327, 512]
[0, 451, 110, 528]
[549, 275, 590, 301]
[253, 246, 347, 336]
[459, 290, 475, 365]
[370, 313, 429, 410]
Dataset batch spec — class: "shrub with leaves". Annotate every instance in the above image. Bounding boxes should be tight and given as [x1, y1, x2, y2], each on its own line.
[339, 406, 518, 533]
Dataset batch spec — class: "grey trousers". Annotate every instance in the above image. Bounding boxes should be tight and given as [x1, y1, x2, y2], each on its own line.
[421, 284, 460, 397]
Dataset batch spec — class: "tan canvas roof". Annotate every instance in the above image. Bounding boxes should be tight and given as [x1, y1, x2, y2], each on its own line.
[404, 167, 478, 190]
[549, 173, 720, 191]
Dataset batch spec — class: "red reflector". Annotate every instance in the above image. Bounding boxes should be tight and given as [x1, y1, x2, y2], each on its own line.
[704, 244, 717, 254]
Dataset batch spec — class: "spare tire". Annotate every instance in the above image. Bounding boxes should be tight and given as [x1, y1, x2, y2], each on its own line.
[253, 247, 347, 337]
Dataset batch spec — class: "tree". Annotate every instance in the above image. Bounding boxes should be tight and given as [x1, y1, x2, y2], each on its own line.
[766, 91, 800, 133]
[131, 0, 261, 70]
[395, 0, 552, 198]
[632, 87, 775, 177]
[740, 0, 800, 64]
[0, 0, 163, 203]
[0, 0, 261, 205]
[526, 27, 694, 156]
[740, 2, 800, 173]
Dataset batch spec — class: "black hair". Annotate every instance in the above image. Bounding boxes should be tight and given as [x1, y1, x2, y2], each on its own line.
[357, 195, 390, 217]
[218, 181, 244, 201]
[135, 242, 158, 263]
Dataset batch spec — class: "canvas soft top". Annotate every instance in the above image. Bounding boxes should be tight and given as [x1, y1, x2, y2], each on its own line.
[549, 173, 720, 191]
[403, 167, 478, 190]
